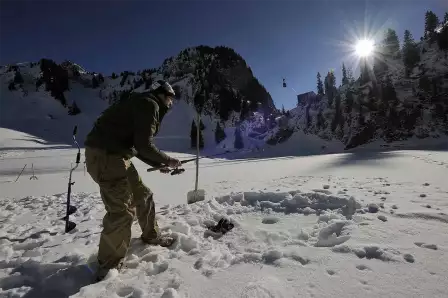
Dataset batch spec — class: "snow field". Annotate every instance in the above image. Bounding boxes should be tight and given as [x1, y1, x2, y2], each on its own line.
[1, 173, 448, 298]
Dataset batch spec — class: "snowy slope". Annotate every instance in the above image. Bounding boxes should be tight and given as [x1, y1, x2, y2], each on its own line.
[281, 27, 448, 150]
[1, 55, 278, 156]
[1, 127, 448, 298]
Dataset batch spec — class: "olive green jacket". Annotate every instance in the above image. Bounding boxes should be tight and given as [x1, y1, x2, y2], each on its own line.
[84, 92, 172, 166]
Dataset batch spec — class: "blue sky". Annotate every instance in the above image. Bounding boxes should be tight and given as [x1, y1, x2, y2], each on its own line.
[1, 0, 446, 109]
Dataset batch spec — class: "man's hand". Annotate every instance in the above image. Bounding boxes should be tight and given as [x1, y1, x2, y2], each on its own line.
[167, 158, 181, 168]
[160, 167, 171, 174]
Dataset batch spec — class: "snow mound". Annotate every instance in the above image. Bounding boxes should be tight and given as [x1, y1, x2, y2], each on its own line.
[214, 190, 361, 216]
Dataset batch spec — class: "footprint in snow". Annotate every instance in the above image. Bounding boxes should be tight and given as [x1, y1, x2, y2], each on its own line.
[403, 254, 415, 263]
[262, 217, 280, 224]
[326, 269, 336, 276]
[415, 242, 438, 250]
[117, 286, 144, 298]
[161, 288, 180, 298]
[240, 283, 276, 298]
[356, 264, 371, 271]
[146, 261, 169, 276]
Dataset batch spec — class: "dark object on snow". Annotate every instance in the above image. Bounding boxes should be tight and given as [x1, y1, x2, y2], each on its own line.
[368, 203, 379, 213]
[63, 125, 81, 233]
[208, 218, 234, 235]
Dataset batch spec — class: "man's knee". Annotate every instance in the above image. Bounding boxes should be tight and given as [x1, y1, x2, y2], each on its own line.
[126, 163, 153, 202]
[103, 209, 134, 231]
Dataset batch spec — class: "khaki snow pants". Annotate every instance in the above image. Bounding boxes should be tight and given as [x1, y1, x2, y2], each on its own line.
[85, 146, 160, 270]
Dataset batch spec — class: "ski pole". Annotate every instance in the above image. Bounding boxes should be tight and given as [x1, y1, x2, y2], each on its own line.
[14, 164, 27, 182]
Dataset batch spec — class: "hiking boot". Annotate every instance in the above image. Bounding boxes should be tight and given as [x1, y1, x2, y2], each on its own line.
[94, 260, 124, 282]
[141, 234, 175, 247]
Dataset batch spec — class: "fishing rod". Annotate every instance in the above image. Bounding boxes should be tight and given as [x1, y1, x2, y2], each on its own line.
[146, 148, 255, 174]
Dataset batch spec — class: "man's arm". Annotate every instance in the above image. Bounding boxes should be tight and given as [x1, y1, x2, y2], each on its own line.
[133, 99, 173, 165]
[135, 153, 162, 168]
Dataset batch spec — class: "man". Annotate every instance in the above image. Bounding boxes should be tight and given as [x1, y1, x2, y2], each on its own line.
[84, 80, 181, 281]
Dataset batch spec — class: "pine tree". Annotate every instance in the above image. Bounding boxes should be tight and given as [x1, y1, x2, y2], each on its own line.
[234, 125, 244, 149]
[359, 59, 371, 84]
[317, 72, 324, 95]
[98, 73, 104, 83]
[331, 93, 342, 132]
[444, 12, 448, 25]
[14, 72, 24, 84]
[342, 63, 349, 85]
[347, 67, 355, 84]
[345, 88, 354, 113]
[324, 70, 336, 106]
[190, 120, 196, 148]
[215, 122, 226, 144]
[372, 29, 399, 75]
[281, 105, 286, 115]
[403, 30, 420, 76]
[382, 74, 398, 106]
[437, 18, 448, 51]
[194, 86, 206, 114]
[190, 120, 204, 148]
[373, 50, 388, 76]
[92, 76, 99, 88]
[68, 101, 81, 115]
[424, 10, 440, 40]
[383, 28, 400, 57]
[111, 72, 117, 79]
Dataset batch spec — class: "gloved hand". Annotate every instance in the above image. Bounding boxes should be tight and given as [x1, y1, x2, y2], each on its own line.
[160, 167, 171, 174]
[167, 158, 181, 168]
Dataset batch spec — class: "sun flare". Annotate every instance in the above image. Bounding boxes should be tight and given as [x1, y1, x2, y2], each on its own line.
[355, 39, 374, 57]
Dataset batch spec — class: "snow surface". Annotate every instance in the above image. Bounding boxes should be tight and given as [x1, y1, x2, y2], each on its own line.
[1, 126, 448, 297]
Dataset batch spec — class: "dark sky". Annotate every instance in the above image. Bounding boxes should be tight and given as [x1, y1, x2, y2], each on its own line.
[1, 0, 446, 109]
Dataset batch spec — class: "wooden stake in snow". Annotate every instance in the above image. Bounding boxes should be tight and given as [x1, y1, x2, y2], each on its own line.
[187, 109, 205, 204]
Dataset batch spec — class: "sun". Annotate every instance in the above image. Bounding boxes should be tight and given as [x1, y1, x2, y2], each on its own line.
[355, 39, 374, 57]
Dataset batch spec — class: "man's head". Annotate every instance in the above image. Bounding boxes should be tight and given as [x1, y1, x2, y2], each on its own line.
[149, 80, 176, 109]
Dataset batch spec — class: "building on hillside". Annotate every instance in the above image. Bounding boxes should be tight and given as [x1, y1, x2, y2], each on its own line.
[297, 91, 317, 106]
